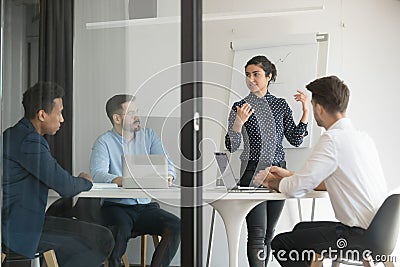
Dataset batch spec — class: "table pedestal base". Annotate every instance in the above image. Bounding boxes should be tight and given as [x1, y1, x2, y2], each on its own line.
[208, 199, 265, 267]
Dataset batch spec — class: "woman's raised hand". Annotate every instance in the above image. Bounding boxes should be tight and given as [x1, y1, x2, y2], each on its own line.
[232, 102, 254, 133]
[236, 103, 254, 123]
[294, 90, 309, 113]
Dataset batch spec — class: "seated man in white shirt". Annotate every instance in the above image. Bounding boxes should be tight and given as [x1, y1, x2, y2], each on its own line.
[254, 76, 387, 267]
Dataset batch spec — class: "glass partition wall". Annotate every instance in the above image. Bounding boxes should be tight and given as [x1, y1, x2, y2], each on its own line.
[6, 0, 396, 266]
[1, 0, 205, 266]
[74, 1, 188, 266]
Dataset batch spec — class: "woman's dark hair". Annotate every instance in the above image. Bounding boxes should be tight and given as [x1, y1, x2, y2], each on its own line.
[105, 94, 135, 125]
[306, 76, 350, 114]
[245, 55, 277, 85]
[22, 82, 65, 119]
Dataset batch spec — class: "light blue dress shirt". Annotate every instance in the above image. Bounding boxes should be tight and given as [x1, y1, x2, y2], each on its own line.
[90, 128, 176, 205]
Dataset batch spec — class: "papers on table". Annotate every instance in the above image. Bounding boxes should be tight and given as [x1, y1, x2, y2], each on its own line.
[92, 183, 118, 189]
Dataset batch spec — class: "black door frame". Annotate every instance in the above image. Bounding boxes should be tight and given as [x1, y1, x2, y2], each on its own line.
[181, 0, 203, 266]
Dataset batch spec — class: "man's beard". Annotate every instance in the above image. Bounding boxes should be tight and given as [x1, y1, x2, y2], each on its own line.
[130, 126, 140, 133]
[314, 116, 323, 127]
[131, 120, 141, 133]
[123, 120, 140, 133]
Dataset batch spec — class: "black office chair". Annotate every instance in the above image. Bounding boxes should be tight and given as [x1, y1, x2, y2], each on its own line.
[311, 194, 400, 267]
[72, 197, 160, 267]
[45, 197, 74, 218]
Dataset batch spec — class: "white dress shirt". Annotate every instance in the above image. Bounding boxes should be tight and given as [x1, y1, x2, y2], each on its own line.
[90, 128, 176, 205]
[279, 118, 387, 229]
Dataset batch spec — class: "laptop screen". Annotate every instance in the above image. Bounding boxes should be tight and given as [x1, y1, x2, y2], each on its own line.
[214, 152, 238, 190]
[122, 154, 169, 189]
[214, 152, 274, 192]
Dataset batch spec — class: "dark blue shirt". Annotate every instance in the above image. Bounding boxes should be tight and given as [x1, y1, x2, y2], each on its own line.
[225, 92, 308, 164]
[2, 118, 92, 258]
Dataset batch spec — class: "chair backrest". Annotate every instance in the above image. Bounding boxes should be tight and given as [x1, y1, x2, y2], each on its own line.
[363, 194, 400, 256]
[71, 198, 105, 225]
[45, 197, 74, 218]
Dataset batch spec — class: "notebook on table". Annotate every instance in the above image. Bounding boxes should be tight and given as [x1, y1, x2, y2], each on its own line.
[214, 152, 274, 193]
[122, 154, 170, 189]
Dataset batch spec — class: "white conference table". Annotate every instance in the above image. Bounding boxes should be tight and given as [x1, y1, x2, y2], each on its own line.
[48, 188, 328, 267]
[203, 189, 328, 267]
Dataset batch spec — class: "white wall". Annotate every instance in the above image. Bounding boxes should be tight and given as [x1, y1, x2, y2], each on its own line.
[73, 0, 400, 266]
[2, 0, 27, 130]
[73, 0, 127, 175]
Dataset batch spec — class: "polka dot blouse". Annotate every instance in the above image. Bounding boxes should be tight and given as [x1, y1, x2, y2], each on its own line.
[225, 91, 308, 164]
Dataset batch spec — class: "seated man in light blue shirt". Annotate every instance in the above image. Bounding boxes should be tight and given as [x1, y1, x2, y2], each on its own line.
[90, 94, 180, 267]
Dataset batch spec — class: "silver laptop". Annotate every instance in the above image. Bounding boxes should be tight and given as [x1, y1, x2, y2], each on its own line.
[122, 154, 169, 189]
[214, 152, 273, 192]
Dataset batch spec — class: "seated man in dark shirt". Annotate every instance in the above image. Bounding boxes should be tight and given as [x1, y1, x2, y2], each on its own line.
[2, 82, 114, 266]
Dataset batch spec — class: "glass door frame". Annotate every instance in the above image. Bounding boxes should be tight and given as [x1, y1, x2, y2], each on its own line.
[180, 1, 203, 266]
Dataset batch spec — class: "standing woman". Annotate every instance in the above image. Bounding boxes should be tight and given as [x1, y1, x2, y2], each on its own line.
[225, 55, 309, 266]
